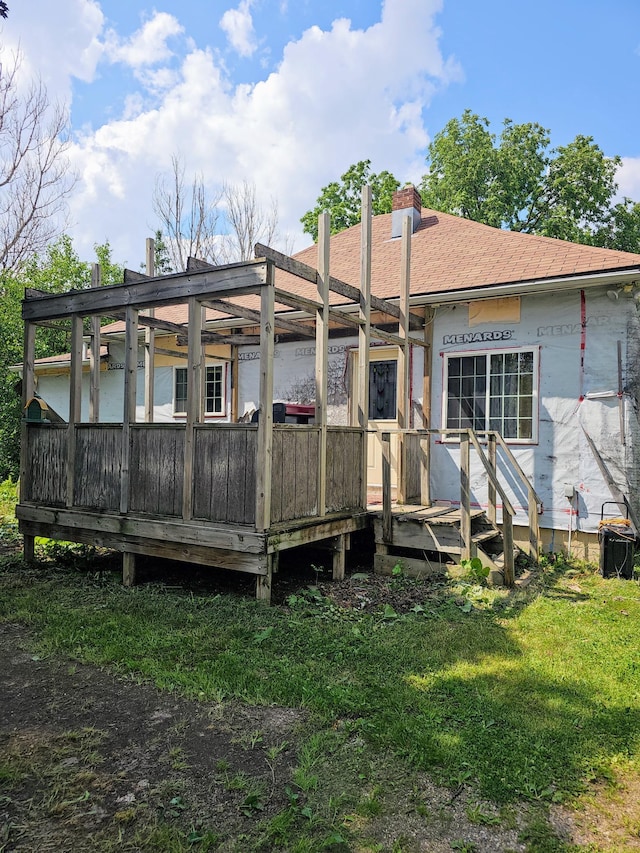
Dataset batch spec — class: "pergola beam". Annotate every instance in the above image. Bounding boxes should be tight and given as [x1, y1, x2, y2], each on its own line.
[204, 298, 315, 339]
[256, 242, 423, 330]
[22, 262, 269, 321]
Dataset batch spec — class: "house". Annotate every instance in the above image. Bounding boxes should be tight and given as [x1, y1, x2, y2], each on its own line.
[16, 187, 640, 592]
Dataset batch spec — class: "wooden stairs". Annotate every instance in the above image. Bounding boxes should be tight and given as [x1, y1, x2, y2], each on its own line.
[370, 503, 520, 584]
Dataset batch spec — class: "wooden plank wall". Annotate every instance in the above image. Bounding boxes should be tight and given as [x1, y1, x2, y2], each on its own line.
[74, 425, 122, 510]
[271, 425, 319, 524]
[25, 424, 67, 505]
[25, 421, 362, 526]
[326, 427, 364, 513]
[403, 432, 423, 504]
[193, 425, 257, 524]
[130, 425, 185, 517]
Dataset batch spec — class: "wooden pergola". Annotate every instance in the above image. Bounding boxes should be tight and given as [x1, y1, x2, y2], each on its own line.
[17, 194, 427, 602]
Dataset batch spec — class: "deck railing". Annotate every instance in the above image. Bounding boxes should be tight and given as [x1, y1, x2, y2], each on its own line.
[381, 428, 543, 586]
[23, 421, 363, 529]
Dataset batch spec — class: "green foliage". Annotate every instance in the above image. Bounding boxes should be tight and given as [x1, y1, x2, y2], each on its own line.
[419, 109, 638, 250]
[460, 556, 491, 585]
[149, 230, 173, 274]
[0, 236, 123, 480]
[0, 477, 18, 541]
[300, 115, 640, 252]
[300, 159, 400, 241]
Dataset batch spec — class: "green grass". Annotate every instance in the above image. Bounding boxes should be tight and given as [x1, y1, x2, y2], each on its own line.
[1, 552, 639, 808]
[2, 543, 640, 850]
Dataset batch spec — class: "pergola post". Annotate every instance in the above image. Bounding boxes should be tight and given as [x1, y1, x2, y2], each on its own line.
[20, 320, 36, 561]
[121, 306, 139, 585]
[144, 237, 155, 422]
[358, 186, 372, 508]
[89, 263, 101, 423]
[397, 214, 412, 504]
[255, 266, 275, 534]
[66, 314, 83, 509]
[182, 297, 203, 522]
[316, 211, 330, 517]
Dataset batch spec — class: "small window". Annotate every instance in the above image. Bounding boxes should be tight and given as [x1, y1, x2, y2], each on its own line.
[444, 348, 538, 442]
[369, 360, 397, 420]
[174, 364, 226, 416]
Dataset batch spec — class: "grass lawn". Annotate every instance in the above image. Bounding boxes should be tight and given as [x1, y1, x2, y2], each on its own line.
[1, 482, 639, 851]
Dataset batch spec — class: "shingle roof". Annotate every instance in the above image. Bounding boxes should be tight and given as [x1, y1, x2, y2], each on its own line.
[291, 208, 640, 300]
[99, 208, 640, 335]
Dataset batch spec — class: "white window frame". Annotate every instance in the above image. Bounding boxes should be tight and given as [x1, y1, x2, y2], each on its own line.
[173, 362, 227, 418]
[441, 345, 539, 444]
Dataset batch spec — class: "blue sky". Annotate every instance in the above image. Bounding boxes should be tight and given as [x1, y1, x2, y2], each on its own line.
[2, 0, 639, 267]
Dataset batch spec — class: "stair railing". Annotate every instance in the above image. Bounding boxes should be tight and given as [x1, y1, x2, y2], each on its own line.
[380, 427, 543, 587]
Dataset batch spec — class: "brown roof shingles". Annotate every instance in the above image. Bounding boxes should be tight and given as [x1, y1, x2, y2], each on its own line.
[100, 207, 640, 333]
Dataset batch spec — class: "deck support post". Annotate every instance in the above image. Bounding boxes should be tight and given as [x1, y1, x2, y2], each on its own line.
[358, 186, 372, 508]
[331, 534, 346, 581]
[397, 215, 412, 505]
[256, 555, 275, 603]
[460, 431, 471, 560]
[182, 297, 203, 521]
[422, 308, 434, 431]
[503, 513, 515, 587]
[122, 551, 136, 587]
[420, 432, 431, 506]
[23, 534, 35, 563]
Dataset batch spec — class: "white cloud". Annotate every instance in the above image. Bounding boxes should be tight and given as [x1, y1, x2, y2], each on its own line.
[617, 157, 640, 201]
[219, 0, 258, 58]
[104, 12, 184, 68]
[8, 0, 460, 266]
[1, 0, 105, 101]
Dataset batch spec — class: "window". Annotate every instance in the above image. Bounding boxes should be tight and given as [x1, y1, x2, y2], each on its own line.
[369, 360, 397, 420]
[444, 348, 537, 441]
[174, 364, 225, 416]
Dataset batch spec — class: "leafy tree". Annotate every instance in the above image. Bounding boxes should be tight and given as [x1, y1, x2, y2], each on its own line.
[589, 198, 640, 252]
[151, 230, 173, 274]
[419, 109, 639, 250]
[300, 160, 400, 241]
[0, 237, 123, 480]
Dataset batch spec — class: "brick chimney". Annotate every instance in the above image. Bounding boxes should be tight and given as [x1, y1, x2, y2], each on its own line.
[391, 185, 422, 238]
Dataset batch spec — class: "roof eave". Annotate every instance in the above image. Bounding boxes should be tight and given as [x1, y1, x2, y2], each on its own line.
[410, 267, 640, 306]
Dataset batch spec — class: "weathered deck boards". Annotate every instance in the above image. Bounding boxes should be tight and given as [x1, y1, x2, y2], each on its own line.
[24, 424, 67, 506]
[193, 425, 257, 524]
[75, 425, 122, 510]
[130, 425, 184, 517]
[271, 425, 319, 524]
[326, 427, 363, 513]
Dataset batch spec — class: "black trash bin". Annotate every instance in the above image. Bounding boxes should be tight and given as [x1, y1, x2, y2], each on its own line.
[598, 502, 635, 579]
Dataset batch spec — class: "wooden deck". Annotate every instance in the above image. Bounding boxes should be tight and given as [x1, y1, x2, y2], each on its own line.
[17, 420, 367, 601]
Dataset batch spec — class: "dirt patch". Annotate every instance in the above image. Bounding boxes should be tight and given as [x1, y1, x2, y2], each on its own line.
[0, 621, 304, 851]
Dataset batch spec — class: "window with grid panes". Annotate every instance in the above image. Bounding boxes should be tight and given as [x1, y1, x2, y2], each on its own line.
[444, 349, 537, 441]
[174, 364, 225, 415]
